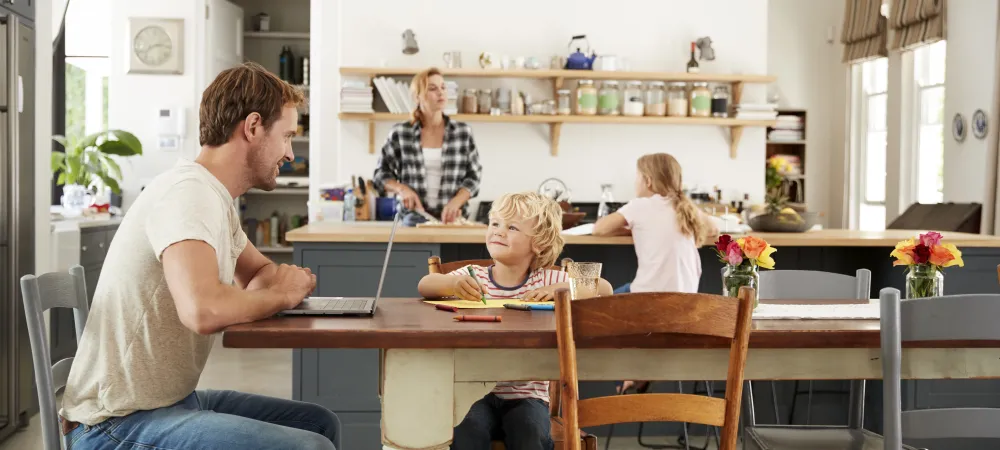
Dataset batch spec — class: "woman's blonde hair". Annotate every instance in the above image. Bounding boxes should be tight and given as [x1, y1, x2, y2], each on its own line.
[489, 192, 565, 270]
[410, 67, 443, 125]
[637, 153, 704, 240]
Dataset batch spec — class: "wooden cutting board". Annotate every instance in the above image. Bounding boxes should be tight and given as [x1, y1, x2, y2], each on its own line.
[415, 222, 487, 229]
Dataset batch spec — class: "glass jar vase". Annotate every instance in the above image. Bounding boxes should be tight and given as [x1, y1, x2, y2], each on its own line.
[644, 81, 666, 116]
[711, 85, 730, 118]
[622, 81, 645, 117]
[576, 80, 598, 115]
[556, 89, 572, 115]
[905, 265, 944, 299]
[722, 264, 760, 309]
[477, 89, 493, 114]
[667, 82, 688, 117]
[598, 81, 621, 115]
[690, 82, 712, 117]
[462, 89, 478, 114]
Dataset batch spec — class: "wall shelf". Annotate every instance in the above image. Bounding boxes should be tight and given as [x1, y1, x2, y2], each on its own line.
[340, 67, 776, 84]
[338, 113, 774, 158]
[247, 187, 309, 195]
[244, 31, 310, 39]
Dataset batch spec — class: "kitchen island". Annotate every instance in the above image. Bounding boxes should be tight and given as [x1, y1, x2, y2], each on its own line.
[281, 224, 1000, 446]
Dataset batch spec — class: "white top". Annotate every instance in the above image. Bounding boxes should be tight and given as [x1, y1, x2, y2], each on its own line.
[423, 147, 443, 209]
[61, 159, 248, 425]
[617, 194, 702, 293]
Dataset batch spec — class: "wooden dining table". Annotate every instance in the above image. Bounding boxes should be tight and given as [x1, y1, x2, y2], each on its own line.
[222, 298, 1000, 450]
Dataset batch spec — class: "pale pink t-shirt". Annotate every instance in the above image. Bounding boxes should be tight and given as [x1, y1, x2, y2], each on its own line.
[617, 194, 702, 293]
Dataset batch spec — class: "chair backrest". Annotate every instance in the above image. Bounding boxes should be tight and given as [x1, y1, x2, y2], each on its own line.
[880, 288, 1000, 448]
[757, 269, 870, 300]
[555, 288, 755, 450]
[427, 256, 572, 274]
[20, 265, 91, 450]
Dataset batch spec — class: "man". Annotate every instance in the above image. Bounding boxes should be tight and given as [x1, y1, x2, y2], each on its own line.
[59, 62, 339, 450]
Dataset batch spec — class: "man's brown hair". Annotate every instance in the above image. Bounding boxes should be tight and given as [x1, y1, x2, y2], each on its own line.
[199, 61, 305, 146]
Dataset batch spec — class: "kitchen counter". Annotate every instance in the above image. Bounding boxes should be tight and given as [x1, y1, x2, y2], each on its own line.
[286, 223, 1000, 247]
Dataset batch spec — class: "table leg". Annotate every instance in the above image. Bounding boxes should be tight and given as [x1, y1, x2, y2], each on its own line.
[382, 349, 456, 450]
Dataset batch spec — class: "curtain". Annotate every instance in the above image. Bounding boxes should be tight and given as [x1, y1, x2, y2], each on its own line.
[841, 0, 889, 63]
[889, 0, 947, 51]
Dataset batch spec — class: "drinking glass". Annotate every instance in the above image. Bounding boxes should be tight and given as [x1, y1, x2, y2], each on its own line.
[567, 262, 602, 300]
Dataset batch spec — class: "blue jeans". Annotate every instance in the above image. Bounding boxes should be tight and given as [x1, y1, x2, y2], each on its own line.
[67, 390, 340, 450]
[614, 282, 631, 294]
[453, 393, 553, 450]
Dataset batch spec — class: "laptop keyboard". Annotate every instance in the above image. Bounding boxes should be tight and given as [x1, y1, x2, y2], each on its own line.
[332, 299, 368, 310]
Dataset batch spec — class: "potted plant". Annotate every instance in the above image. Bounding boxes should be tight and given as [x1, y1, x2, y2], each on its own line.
[747, 156, 816, 232]
[51, 129, 142, 215]
[890, 231, 964, 298]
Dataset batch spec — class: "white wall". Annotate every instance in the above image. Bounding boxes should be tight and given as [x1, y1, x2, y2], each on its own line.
[766, 0, 849, 227]
[943, 0, 999, 204]
[109, 0, 201, 208]
[326, 0, 770, 206]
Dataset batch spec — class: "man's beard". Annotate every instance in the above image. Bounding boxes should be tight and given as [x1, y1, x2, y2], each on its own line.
[248, 143, 279, 191]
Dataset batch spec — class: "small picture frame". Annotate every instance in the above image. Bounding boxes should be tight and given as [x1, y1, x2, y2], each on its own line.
[973, 109, 988, 139]
[128, 17, 184, 75]
[953, 113, 967, 142]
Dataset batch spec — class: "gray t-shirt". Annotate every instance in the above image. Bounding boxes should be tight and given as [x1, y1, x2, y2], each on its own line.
[61, 159, 248, 425]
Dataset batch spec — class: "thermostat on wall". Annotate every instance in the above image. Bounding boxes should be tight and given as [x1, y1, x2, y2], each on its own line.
[157, 106, 185, 151]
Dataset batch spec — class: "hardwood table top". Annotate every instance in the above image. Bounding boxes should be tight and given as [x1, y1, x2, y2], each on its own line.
[222, 298, 933, 350]
[286, 224, 1000, 248]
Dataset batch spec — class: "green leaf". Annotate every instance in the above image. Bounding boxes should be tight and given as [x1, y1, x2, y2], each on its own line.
[107, 130, 143, 155]
[98, 139, 140, 156]
[50, 152, 65, 173]
[84, 150, 103, 174]
[100, 154, 122, 180]
[52, 135, 68, 149]
[97, 173, 121, 194]
[78, 131, 102, 150]
[56, 172, 66, 185]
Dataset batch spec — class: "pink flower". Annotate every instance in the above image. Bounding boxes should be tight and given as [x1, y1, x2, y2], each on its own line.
[725, 241, 744, 266]
[919, 231, 943, 248]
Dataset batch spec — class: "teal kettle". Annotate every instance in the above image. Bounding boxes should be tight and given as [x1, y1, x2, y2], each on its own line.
[565, 35, 596, 70]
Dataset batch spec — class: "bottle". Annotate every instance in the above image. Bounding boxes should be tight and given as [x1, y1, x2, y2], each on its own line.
[269, 211, 280, 247]
[597, 184, 615, 219]
[279, 46, 294, 81]
[686, 42, 699, 74]
[343, 188, 356, 222]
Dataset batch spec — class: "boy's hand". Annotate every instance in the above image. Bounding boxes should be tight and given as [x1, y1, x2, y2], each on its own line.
[452, 276, 484, 301]
[523, 285, 557, 302]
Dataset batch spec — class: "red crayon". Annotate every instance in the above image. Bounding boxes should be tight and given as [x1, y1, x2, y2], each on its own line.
[453, 315, 502, 322]
[435, 304, 459, 312]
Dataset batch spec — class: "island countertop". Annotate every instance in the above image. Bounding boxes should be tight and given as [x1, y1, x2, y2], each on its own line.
[285, 223, 1000, 247]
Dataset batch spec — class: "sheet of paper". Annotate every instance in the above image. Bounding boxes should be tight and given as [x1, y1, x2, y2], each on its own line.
[423, 299, 535, 309]
[562, 223, 594, 236]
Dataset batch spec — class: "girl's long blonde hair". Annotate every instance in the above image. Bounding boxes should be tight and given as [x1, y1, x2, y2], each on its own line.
[637, 153, 704, 240]
[409, 67, 442, 125]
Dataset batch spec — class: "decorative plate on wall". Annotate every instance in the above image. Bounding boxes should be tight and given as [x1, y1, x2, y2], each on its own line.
[973, 109, 988, 139]
[953, 113, 967, 142]
[128, 17, 184, 75]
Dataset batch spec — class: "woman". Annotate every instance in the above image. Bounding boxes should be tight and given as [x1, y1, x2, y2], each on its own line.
[373, 68, 483, 224]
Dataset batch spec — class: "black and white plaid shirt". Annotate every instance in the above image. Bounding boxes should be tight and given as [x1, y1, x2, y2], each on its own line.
[373, 116, 483, 215]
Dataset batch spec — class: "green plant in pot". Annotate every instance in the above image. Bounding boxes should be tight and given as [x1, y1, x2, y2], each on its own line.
[51, 129, 142, 216]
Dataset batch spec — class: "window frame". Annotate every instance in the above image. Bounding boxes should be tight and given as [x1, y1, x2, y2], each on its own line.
[851, 58, 889, 231]
[910, 40, 946, 206]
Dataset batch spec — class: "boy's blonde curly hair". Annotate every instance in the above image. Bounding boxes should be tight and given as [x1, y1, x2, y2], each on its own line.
[488, 192, 565, 270]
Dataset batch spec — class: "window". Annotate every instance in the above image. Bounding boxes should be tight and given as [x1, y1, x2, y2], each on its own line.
[64, 0, 111, 143]
[912, 40, 946, 204]
[857, 58, 889, 231]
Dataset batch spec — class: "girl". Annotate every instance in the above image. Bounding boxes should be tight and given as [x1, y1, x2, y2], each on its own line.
[593, 153, 717, 294]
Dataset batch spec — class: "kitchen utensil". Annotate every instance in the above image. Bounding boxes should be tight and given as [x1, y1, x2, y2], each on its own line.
[562, 212, 586, 230]
[525, 57, 541, 69]
[538, 178, 571, 202]
[565, 35, 596, 70]
[514, 56, 525, 69]
[551, 56, 567, 70]
[254, 13, 270, 32]
[443, 51, 462, 68]
[500, 55, 511, 69]
[594, 54, 618, 71]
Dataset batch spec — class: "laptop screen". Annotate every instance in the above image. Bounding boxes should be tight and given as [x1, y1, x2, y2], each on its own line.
[372, 210, 402, 308]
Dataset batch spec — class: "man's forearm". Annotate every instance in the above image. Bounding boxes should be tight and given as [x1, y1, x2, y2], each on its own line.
[245, 262, 278, 291]
[193, 284, 288, 334]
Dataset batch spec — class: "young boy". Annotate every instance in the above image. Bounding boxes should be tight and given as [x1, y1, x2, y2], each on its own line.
[418, 192, 612, 450]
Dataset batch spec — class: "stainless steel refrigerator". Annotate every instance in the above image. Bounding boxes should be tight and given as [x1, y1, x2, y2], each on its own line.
[0, 6, 36, 444]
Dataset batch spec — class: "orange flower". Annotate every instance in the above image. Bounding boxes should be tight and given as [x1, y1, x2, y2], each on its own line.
[890, 238, 916, 266]
[936, 243, 965, 267]
[928, 245, 954, 267]
[738, 236, 768, 260]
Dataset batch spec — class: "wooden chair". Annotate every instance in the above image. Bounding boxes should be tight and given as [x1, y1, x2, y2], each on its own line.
[426, 256, 596, 450]
[555, 288, 756, 450]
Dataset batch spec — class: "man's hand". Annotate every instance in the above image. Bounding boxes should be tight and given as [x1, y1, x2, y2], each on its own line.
[452, 275, 484, 301]
[523, 285, 558, 302]
[268, 264, 316, 309]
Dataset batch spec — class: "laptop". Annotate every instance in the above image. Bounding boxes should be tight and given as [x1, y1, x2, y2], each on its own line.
[279, 210, 401, 316]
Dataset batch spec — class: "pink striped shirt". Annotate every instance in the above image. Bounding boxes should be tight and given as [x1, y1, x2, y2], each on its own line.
[448, 264, 568, 402]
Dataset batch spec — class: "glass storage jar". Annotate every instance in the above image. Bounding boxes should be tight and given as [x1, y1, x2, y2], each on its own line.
[622, 81, 644, 117]
[462, 89, 478, 114]
[576, 80, 598, 115]
[690, 82, 712, 117]
[477, 89, 493, 114]
[598, 80, 620, 116]
[667, 82, 688, 117]
[644, 81, 666, 116]
[556, 89, 572, 115]
[711, 85, 730, 118]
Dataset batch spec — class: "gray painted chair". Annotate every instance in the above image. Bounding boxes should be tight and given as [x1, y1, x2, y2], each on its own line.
[20, 265, 90, 450]
[881, 288, 1000, 449]
[743, 269, 882, 449]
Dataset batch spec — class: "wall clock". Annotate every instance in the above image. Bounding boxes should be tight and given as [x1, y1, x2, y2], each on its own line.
[973, 109, 988, 139]
[128, 18, 184, 75]
[952, 113, 966, 142]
